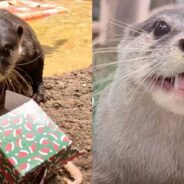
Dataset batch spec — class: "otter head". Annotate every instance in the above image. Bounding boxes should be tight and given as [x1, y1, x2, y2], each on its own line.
[118, 8, 184, 115]
[0, 19, 23, 80]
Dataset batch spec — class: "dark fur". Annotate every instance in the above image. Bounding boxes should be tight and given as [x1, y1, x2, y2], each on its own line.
[0, 10, 45, 102]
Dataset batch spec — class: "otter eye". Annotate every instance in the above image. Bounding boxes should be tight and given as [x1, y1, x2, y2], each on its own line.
[2, 47, 12, 57]
[154, 21, 170, 37]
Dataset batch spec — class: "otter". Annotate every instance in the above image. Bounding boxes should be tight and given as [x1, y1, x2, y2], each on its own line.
[94, 7, 184, 184]
[0, 9, 45, 103]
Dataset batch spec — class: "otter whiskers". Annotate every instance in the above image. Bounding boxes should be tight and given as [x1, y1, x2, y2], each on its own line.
[2, 69, 32, 95]
[94, 56, 155, 69]
[110, 18, 146, 33]
[110, 20, 143, 35]
[16, 53, 43, 66]
[125, 63, 162, 114]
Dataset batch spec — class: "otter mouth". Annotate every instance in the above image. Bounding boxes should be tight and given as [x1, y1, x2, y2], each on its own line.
[150, 73, 184, 96]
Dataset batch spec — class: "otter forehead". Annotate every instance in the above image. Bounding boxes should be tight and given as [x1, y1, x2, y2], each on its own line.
[158, 8, 184, 20]
[121, 8, 184, 50]
[141, 8, 184, 33]
[0, 20, 19, 47]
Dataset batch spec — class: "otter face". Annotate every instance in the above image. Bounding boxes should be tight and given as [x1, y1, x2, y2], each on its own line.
[118, 8, 184, 115]
[0, 21, 23, 80]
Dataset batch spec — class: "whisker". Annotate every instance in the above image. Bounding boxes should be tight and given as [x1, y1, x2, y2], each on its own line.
[11, 69, 32, 94]
[110, 20, 142, 35]
[110, 18, 145, 33]
[93, 47, 117, 51]
[7, 72, 20, 92]
[161, 76, 166, 90]
[93, 62, 161, 114]
[121, 68, 159, 114]
[148, 72, 161, 93]
[16, 54, 42, 66]
[15, 67, 33, 84]
[93, 48, 158, 54]
[4, 78, 9, 90]
[94, 62, 160, 97]
[94, 56, 155, 69]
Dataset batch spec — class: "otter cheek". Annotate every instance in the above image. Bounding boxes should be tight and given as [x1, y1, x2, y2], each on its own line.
[152, 90, 184, 115]
[0, 57, 15, 76]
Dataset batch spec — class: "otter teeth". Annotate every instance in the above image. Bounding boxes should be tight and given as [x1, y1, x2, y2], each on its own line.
[174, 75, 184, 90]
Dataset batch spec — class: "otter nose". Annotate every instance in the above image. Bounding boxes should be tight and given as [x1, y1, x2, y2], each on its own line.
[179, 39, 184, 52]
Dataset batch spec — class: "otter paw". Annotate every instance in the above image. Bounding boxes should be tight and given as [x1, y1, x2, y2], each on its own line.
[33, 92, 47, 103]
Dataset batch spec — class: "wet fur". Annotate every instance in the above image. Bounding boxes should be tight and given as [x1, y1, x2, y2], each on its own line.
[94, 8, 184, 184]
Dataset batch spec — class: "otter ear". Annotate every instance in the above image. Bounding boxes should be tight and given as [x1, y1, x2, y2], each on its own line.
[17, 26, 23, 38]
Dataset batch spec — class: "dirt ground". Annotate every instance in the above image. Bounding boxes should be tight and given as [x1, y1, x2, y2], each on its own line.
[39, 68, 92, 184]
[35, 1, 92, 183]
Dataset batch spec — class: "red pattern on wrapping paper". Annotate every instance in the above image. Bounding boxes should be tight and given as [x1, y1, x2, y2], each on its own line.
[63, 136, 70, 143]
[19, 163, 28, 170]
[13, 118, 21, 125]
[40, 148, 50, 154]
[30, 143, 36, 152]
[5, 129, 12, 136]
[25, 122, 33, 131]
[6, 143, 13, 152]
[15, 128, 22, 136]
[52, 143, 59, 151]
[0, 103, 78, 183]
[8, 158, 16, 166]
[48, 132, 58, 140]
[2, 119, 9, 126]
[37, 127, 44, 133]
[16, 138, 22, 148]
[0, 169, 14, 184]
[26, 133, 34, 139]
[18, 151, 28, 158]
[31, 155, 44, 161]
[42, 140, 50, 145]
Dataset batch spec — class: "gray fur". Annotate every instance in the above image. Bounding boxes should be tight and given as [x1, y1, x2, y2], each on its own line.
[94, 8, 184, 184]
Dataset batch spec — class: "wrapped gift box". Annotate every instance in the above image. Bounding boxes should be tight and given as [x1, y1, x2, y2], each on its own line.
[0, 91, 79, 184]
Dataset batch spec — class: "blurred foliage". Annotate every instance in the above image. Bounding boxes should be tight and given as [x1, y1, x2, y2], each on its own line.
[93, 51, 117, 119]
